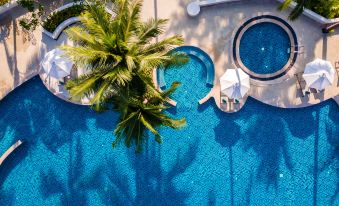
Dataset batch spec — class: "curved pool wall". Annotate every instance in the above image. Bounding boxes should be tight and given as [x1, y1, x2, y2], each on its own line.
[233, 15, 298, 81]
[0, 75, 338, 205]
[157, 46, 215, 89]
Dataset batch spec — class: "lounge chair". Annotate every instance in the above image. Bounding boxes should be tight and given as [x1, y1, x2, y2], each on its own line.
[335, 61, 339, 77]
[289, 45, 305, 54]
[294, 73, 309, 97]
[309, 87, 319, 94]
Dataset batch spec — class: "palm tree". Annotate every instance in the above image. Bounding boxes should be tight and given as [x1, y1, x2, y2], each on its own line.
[278, 0, 339, 21]
[278, 0, 308, 21]
[113, 81, 186, 152]
[61, 0, 188, 152]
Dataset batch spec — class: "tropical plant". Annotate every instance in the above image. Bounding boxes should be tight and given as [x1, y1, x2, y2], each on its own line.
[278, 0, 339, 21]
[61, 0, 188, 152]
[42, 4, 87, 33]
[112, 82, 186, 152]
[0, 0, 10, 6]
[17, 0, 44, 31]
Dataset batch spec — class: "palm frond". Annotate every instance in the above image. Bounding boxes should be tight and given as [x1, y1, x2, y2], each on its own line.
[65, 74, 99, 101]
[137, 18, 168, 44]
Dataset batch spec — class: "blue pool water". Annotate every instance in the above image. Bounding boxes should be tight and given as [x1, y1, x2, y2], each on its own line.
[239, 22, 291, 74]
[0, 55, 338, 205]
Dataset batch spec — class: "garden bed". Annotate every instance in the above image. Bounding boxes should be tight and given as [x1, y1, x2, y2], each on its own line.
[0, 0, 10, 6]
[42, 4, 87, 33]
[275, 0, 339, 25]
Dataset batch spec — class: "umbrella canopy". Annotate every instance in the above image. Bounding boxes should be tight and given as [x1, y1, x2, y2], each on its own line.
[302, 59, 335, 91]
[41, 48, 73, 79]
[220, 68, 250, 99]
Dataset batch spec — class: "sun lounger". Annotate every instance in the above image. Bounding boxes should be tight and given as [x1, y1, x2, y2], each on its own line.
[335, 61, 339, 77]
[309, 87, 319, 94]
[294, 73, 308, 97]
[289, 45, 305, 54]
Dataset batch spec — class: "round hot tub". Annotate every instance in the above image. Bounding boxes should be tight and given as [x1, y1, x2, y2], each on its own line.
[233, 15, 298, 81]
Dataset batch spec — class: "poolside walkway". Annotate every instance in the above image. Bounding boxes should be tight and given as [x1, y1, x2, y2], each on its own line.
[0, 0, 72, 100]
[0, 0, 338, 110]
[155, 0, 339, 109]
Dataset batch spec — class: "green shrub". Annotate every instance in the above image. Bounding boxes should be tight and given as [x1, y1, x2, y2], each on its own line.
[42, 4, 87, 33]
[0, 0, 10, 6]
[308, 0, 339, 19]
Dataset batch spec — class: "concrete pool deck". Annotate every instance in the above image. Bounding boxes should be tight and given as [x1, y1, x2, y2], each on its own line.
[0, 0, 338, 110]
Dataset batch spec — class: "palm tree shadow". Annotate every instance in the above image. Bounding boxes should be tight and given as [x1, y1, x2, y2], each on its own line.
[0, 77, 92, 154]
[0, 188, 14, 205]
[98, 136, 200, 206]
[241, 100, 294, 189]
[208, 189, 217, 206]
[322, 101, 339, 205]
[213, 102, 242, 206]
[214, 97, 294, 189]
[39, 137, 103, 205]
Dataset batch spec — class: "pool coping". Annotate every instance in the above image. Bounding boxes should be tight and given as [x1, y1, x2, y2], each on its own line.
[232, 15, 298, 81]
[157, 46, 215, 89]
[0, 140, 23, 166]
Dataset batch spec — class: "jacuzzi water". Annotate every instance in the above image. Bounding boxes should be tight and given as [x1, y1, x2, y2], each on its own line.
[0, 52, 338, 205]
[239, 22, 291, 75]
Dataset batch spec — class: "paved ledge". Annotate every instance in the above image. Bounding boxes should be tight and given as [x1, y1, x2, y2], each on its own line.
[0, 140, 23, 166]
[158, 0, 339, 110]
[333, 95, 339, 105]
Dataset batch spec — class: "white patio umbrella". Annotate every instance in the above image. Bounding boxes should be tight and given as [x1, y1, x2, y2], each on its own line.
[302, 58, 335, 91]
[220, 68, 250, 99]
[41, 48, 73, 79]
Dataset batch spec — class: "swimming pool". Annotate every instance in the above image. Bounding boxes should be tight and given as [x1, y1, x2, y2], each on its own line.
[0, 56, 338, 205]
[233, 15, 298, 80]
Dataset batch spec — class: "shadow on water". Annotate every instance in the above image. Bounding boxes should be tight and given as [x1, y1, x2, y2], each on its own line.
[0, 77, 92, 153]
[213, 97, 296, 190]
[244, 173, 254, 206]
[97, 136, 199, 206]
[39, 137, 104, 206]
[212, 101, 241, 206]
[240, 98, 294, 189]
[198, 98, 213, 113]
[208, 188, 217, 206]
[0, 188, 14, 205]
[0, 143, 29, 187]
[0, 77, 112, 204]
[322, 102, 339, 205]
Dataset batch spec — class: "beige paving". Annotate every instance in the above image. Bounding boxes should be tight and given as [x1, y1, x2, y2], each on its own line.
[0, 0, 72, 100]
[156, 0, 339, 109]
[0, 0, 338, 110]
